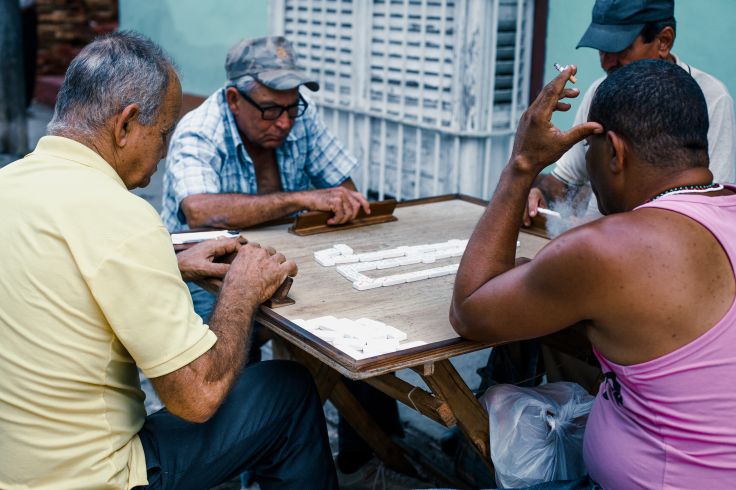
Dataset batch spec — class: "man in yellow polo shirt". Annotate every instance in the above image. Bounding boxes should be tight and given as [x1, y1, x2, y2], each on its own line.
[0, 32, 337, 489]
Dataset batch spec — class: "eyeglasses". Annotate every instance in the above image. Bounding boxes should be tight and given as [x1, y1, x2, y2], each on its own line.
[236, 89, 308, 121]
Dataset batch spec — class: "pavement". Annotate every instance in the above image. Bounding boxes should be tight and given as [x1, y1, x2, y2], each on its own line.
[17, 103, 497, 489]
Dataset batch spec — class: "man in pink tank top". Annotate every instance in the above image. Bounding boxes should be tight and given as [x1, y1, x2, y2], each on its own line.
[452, 59, 736, 489]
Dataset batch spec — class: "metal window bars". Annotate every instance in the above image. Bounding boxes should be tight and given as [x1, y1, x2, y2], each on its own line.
[270, 0, 534, 201]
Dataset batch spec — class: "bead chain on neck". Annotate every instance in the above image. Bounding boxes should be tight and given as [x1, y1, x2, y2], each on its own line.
[649, 183, 724, 202]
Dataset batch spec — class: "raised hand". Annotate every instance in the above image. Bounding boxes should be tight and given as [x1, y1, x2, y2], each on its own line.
[511, 65, 603, 175]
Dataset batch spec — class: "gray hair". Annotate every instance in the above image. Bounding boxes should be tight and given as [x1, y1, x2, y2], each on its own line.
[48, 31, 177, 138]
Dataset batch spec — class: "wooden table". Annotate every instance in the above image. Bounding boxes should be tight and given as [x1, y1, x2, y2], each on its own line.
[242, 195, 550, 475]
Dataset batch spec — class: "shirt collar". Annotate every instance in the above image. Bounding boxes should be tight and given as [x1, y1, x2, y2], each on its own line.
[670, 53, 691, 75]
[31, 135, 127, 189]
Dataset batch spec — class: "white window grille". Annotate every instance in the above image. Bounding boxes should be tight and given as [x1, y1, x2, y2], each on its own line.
[270, 0, 535, 200]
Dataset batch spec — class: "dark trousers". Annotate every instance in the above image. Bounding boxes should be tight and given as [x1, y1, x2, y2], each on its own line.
[338, 378, 404, 457]
[138, 360, 337, 490]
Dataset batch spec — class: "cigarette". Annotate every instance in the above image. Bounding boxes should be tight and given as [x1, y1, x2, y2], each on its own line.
[537, 207, 562, 218]
[554, 63, 577, 84]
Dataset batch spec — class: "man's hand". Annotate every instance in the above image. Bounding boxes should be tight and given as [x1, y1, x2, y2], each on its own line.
[222, 243, 298, 305]
[301, 186, 371, 225]
[524, 187, 548, 226]
[177, 237, 243, 282]
[511, 65, 603, 175]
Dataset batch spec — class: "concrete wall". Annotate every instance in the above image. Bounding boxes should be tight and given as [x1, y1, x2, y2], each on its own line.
[544, 0, 736, 130]
[119, 0, 269, 96]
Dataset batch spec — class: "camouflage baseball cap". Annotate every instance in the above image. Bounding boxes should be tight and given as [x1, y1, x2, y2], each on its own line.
[226, 36, 319, 92]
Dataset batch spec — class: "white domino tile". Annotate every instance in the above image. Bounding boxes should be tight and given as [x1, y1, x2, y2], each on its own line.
[315, 247, 341, 257]
[336, 265, 362, 282]
[363, 338, 400, 356]
[353, 280, 382, 291]
[297, 315, 414, 359]
[406, 270, 429, 282]
[333, 254, 360, 264]
[382, 274, 409, 286]
[314, 238, 472, 290]
[333, 244, 354, 255]
[314, 254, 336, 267]
[377, 259, 401, 270]
[353, 261, 378, 272]
[398, 340, 427, 350]
[397, 255, 422, 266]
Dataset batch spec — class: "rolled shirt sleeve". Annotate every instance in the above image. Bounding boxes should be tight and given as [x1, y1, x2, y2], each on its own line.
[87, 226, 216, 378]
[162, 131, 223, 229]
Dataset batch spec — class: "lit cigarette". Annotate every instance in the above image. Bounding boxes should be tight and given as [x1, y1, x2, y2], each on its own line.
[537, 207, 562, 218]
[554, 63, 577, 84]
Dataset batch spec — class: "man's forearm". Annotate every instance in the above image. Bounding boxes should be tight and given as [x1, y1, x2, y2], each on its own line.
[199, 286, 259, 383]
[150, 286, 260, 422]
[454, 158, 537, 302]
[183, 192, 310, 229]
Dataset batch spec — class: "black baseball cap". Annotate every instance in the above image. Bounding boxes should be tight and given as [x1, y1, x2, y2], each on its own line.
[577, 0, 675, 53]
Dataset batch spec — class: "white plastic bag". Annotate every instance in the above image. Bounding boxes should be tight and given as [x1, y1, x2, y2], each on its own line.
[481, 382, 595, 488]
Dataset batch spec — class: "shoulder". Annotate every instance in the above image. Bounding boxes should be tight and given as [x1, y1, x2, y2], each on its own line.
[682, 61, 733, 105]
[534, 211, 666, 279]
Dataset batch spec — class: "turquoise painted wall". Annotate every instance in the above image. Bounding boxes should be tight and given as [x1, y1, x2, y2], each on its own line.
[119, 0, 269, 96]
[545, 0, 736, 130]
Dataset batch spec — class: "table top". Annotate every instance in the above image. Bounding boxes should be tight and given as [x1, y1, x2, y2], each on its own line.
[247, 195, 550, 379]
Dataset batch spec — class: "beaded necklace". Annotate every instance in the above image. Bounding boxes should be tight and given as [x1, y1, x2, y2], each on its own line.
[649, 183, 724, 202]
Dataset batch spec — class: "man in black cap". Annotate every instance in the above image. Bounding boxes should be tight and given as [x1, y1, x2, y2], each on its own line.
[524, 0, 735, 224]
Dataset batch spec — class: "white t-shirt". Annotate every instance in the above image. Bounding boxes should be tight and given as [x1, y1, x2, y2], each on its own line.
[552, 55, 736, 215]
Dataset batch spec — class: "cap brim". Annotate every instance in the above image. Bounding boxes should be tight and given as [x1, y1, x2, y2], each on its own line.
[576, 22, 644, 53]
[254, 68, 320, 92]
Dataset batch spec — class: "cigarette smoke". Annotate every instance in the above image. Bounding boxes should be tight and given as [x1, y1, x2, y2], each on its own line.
[544, 184, 599, 238]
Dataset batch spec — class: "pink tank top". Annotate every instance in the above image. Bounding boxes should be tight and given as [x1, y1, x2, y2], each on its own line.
[583, 186, 736, 489]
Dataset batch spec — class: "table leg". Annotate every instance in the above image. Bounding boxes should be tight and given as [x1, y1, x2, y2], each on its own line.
[416, 359, 493, 473]
[281, 344, 417, 475]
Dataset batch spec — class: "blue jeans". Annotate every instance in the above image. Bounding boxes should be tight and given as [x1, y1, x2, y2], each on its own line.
[187, 281, 217, 323]
[137, 360, 337, 489]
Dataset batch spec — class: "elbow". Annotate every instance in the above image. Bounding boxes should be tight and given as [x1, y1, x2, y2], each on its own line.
[165, 393, 223, 424]
[449, 301, 482, 341]
[181, 200, 209, 229]
[449, 299, 504, 343]
[181, 197, 227, 229]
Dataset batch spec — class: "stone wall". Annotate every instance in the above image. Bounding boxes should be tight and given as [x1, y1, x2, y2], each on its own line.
[36, 0, 118, 75]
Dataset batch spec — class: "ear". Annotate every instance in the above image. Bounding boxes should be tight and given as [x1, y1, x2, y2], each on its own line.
[656, 26, 675, 58]
[113, 103, 140, 149]
[225, 87, 240, 115]
[607, 130, 627, 175]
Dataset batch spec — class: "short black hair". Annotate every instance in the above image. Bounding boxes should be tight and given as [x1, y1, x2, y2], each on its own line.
[589, 59, 709, 169]
[640, 18, 676, 44]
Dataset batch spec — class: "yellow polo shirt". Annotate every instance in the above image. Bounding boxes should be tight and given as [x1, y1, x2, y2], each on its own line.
[0, 136, 217, 489]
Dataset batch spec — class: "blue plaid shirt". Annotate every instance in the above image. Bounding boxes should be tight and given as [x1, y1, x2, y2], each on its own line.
[161, 87, 358, 231]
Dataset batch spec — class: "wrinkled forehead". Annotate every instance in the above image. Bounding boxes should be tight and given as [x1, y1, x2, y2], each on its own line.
[249, 83, 299, 104]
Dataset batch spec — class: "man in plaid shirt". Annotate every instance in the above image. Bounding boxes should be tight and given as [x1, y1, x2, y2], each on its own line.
[161, 36, 368, 234]
[161, 36, 370, 323]
[161, 36, 405, 485]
